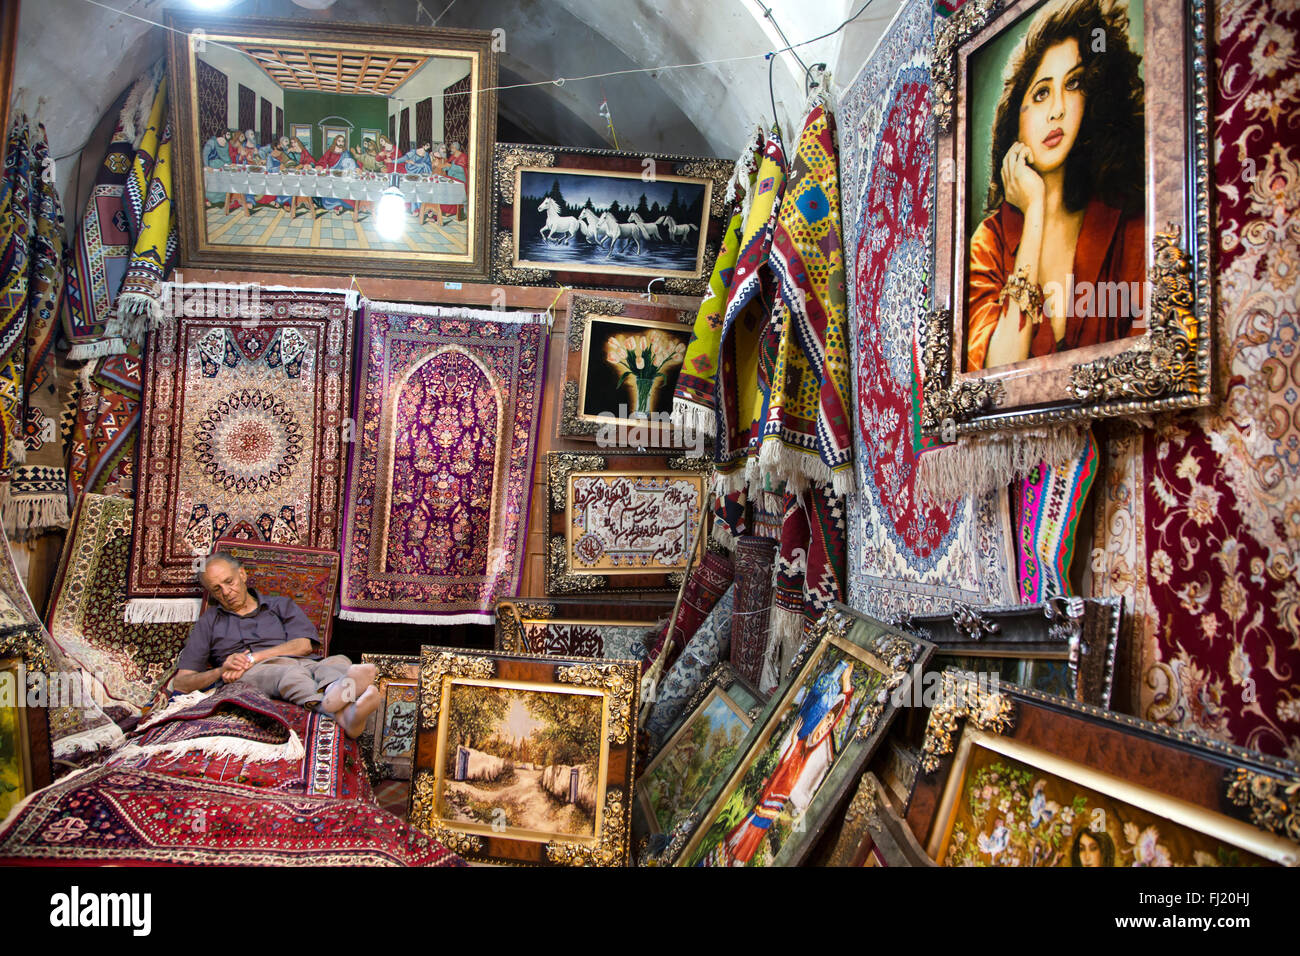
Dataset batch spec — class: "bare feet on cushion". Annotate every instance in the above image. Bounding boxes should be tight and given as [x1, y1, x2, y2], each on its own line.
[334, 685, 381, 739]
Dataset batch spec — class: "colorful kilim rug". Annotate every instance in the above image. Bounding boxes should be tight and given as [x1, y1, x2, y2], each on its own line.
[841, 0, 1015, 621]
[46, 494, 190, 712]
[107, 75, 179, 351]
[201, 538, 341, 654]
[61, 65, 162, 360]
[672, 142, 759, 435]
[66, 347, 142, 502]
[642, 550, 734, 676]
[715, 132, 786, 490]
[128, 288, 357, 614]
[729, 534, 777, 688]
[0, 118, 32, 488]
[0, 765, 464, 865]
[1015, 431, 1098, 602]
[711, 487, 747, 548]
[340, 302, 547, 624]
[763, 103, 855, 496]
[11, 122, 69, 538]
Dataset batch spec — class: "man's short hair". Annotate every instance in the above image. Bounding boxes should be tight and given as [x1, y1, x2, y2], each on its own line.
[197, 551, 243, 584]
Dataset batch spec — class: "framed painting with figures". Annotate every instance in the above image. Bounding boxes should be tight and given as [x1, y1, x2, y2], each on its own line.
[923, 0, 1211, 437]
[493, 143, 733, 295]
[167, 12, 497, 279]
[911, 678, 1300, 867]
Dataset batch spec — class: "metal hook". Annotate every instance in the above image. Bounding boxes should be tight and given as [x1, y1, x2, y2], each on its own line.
[642, 277, 665, 303]
[804, 62, 828, 96]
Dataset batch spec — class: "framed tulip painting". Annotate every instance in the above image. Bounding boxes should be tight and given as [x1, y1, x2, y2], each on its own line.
[923, 0, 1211, 437]
[558, 294, 696, 447]
[167, 12, 497, 279]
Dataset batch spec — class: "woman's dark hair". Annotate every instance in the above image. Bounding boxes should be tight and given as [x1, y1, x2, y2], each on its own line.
[1071, 827, 1116, 866]
[985, 0, 1144, 216]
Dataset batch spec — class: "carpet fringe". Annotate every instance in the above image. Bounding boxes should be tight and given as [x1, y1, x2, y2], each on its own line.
[124, 598, 202, 624]
[710, 521, 738, 551]
[362, 300, 547, 324]
[136, 690, 212, 731]
[67, 338, 127, 362]
[51, 720, 126, 759]
[915, 426, 1089, 501]
[337, 609, 494, 625]
[3, 493, 70, 539]
[757, 439, 856, 497]
[670, 398, 717, 438]
[112, 728, 305, 765]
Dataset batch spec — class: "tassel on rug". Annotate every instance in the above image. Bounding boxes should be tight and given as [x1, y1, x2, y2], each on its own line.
[915, 425, 1090, 502]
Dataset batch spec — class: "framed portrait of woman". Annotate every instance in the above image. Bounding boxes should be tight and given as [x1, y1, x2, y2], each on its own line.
[923, 0, 1211, 436]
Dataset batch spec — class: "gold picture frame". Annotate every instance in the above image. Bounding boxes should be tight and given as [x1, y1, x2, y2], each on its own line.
[924, 0, 1211, 437]
[408, 646, 639, 866]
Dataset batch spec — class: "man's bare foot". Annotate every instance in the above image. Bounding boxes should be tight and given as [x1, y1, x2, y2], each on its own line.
[347, 663, 377, 696]
[334, 685, 381, 739]
[320, 677, 356, 714]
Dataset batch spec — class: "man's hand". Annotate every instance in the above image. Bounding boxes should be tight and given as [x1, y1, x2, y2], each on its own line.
[220, 652, 253, 683]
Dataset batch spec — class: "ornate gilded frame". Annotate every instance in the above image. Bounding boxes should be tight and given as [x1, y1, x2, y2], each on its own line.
[558, 294, 697, 446]
[359, 653, 419, 781]
[545, 452, 712, 595]
[492, 142, 732, 294]
[408, 646, 639, 866]
[897, 595, 1122, 708]
[671, 605, 935, 867]
[492, 598, 665, 656]
[167, 12, 498, 280]
[924, 0, 1211, 437]
[634, 662, 765, 861]
[821, 772, 937, 867]
[914, 680, 1300, 865]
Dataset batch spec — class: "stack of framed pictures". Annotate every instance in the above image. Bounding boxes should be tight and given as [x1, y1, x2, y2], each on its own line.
[911, 677, 1300, 867]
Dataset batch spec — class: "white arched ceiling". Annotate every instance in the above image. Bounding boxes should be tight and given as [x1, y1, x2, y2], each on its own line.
[13, 0, 904, 216]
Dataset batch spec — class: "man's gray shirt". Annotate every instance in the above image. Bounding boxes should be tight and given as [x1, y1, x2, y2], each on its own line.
[175, 588, 320, 673]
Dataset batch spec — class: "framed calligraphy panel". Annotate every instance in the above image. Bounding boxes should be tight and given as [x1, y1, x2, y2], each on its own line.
[545, 453, 711, 596]
[360, 653, 419, 781]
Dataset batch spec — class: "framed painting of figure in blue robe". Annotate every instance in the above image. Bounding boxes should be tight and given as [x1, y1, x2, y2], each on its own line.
[167, 12, 497, 279]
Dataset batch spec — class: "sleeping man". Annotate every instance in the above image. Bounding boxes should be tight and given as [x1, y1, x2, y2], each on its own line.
[172, 552, 381, 738]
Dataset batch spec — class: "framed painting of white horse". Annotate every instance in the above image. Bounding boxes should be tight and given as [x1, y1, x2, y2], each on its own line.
[493, 143, 733, 295]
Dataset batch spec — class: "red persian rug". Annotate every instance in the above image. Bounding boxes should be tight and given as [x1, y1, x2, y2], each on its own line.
[127, 287, 356, 613]
[0, 765, 463, 865]
[340, 302, 547, 624]
[200, 538, 341, 653]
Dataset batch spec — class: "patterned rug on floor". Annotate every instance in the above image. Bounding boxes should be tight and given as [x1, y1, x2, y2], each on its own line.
[340, 302, 547, 624]
[0, 765, 463, 865]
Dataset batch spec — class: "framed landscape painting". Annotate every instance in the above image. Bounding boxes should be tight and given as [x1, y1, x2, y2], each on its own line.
[0, 658, 32, 821]
[167, 12, 497, 279]
[923, 0, 1211, 437]
[409, 646, 639, 866]
[634, 663, 763, 860]
[493, 143, 733, 294]
[559, 294, 695, 445]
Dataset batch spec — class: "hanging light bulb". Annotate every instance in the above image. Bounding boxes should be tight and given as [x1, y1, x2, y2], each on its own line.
[375, 186, 407, 240]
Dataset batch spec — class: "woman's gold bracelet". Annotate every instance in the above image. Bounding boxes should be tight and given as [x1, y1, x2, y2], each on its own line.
[999, 268, 1044, 320]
